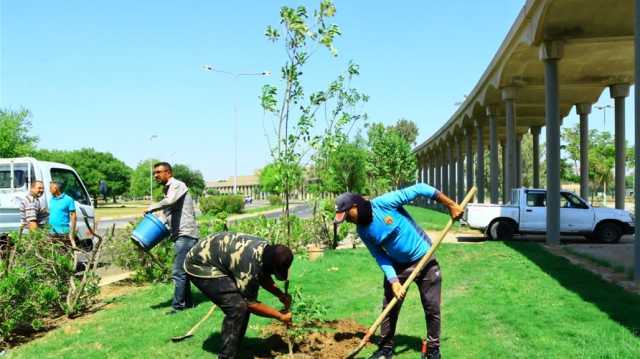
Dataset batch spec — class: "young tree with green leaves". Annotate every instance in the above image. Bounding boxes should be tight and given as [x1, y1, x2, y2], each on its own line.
[259, 1, 367, 239]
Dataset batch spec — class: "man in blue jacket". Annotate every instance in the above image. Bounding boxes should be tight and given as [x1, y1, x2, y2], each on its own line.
[334, 183, 463, 359]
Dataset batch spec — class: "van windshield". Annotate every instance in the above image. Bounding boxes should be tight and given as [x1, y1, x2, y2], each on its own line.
[0, 163, 34, 190]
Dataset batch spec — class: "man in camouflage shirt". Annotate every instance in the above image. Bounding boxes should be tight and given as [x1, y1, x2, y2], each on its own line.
[184, 232, 293, 359]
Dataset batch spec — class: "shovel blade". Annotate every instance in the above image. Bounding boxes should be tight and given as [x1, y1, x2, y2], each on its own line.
[171, 334, 193, 342]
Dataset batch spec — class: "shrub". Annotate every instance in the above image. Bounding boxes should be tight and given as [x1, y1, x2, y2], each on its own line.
[199, 212, 229, 238]
[229, 205, 353, 251]
[0, 230, 100, 344]
[199, 195, 244, 215]
[104, 222, 172, 284]
[267, 195, 282, 206]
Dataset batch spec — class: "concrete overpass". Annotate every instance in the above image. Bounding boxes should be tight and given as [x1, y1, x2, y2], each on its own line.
[414, 0, 638, 248]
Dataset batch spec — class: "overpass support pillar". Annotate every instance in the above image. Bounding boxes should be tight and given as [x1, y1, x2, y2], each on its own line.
[633, 1, 640, 282]
[475, 119, 485, 203]
[465, 127, 473, 194]
[531, 126, 541, 188]
[448, 138, 456, 201]
[610, 84, 630, 209]
[576, 103, 592, 200]
[487, 106, 500, 204]
[502, 86, 518, 203]
[540, 41, 563, 245]
[515, 133, 523, 188]
[501, 139, 507, 203]
[456, 136, 465, 203]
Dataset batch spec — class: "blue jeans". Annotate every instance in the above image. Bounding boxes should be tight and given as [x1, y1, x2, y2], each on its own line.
[172, 236, 198, 310]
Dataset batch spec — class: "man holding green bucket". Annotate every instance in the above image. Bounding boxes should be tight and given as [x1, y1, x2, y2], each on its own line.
[146, 162, 199, 315]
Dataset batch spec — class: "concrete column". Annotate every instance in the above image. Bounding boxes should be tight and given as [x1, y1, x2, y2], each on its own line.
[515, 134, 522, 188]
[457, 137, 465, 203]
[610, 84, 630, 209]
[634, 1, 640, 282]
[475, 119, 485, 203]
[465, 127, 473, 192]
[531, 126, 541, 188]
[502, 87, 518, 202]
[540, 41, 563, 245]
[443, 146, 450, 196]
[435, 149, 442, 192]
[487, 106, 500, 203]
[448, 140, 456, 199]
[501, 139, 507, 203]
[576, 103, 592, 200]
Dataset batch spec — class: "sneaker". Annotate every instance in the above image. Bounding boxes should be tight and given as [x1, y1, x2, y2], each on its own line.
[368, 347, 393, 359]
[426, 348, 440, 359]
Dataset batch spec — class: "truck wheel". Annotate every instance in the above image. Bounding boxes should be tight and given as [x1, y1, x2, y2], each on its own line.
[489, 220, 515, 241]
[595, 222, 622, 243]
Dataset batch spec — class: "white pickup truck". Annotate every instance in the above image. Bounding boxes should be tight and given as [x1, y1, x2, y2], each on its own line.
[0, 157, 96, 244]
[464, 188, 635, 243]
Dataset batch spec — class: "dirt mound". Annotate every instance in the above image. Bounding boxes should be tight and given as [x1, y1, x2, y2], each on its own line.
[253, 319, 368, 359]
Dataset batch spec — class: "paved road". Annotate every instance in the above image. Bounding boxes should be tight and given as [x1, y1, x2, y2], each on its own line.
[263, 203, 314, 220]
[97, 202, 314, 233]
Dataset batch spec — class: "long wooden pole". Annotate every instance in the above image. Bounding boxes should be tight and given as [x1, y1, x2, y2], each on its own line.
[345, 187, 477, 358]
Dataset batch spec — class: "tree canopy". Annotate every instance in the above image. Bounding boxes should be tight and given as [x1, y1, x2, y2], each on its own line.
[0, 109, 38, 158]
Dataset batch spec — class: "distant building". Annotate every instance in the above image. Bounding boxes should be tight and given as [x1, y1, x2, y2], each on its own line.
[206, 174, 318, 200]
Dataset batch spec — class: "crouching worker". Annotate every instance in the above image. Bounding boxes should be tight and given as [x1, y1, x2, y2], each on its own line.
[184, 232, 293, 359]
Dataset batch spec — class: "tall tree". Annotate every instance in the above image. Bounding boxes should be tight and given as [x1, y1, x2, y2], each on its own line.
[129, 159, 162, 200]
[320, 141, 368, 194]
[0, 109, 38, 157]
[172, 163, 206, 199]
[259, 162, 303, 195]
[561, 123, 580, 175]
[36, 148, 132, 204]
[366, 123, 416, 194]
[389, 118, 419, 145]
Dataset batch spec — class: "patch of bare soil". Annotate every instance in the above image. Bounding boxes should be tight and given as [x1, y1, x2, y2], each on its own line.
[253, 319, 367, 359]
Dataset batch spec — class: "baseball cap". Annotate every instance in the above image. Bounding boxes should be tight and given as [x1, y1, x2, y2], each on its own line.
[334, 192, 367, 224]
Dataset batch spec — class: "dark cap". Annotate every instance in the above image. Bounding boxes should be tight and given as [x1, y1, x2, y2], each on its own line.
[334, 192, 367, 224]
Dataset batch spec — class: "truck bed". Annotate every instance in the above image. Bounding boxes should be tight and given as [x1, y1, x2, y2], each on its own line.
[465, 203, 519, 231]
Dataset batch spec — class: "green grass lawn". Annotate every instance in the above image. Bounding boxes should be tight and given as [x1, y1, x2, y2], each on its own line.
[95, 201, 149, 219]
[405, 205, 459, 231]
[9, 240, 640, 358]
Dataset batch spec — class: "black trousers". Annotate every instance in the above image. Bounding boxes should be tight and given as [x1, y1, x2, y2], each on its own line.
[379, 259, 442, 351]
[189, 275, 250, 359]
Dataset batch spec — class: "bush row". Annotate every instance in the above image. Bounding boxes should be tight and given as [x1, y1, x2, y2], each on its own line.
[199, 195, 244, 215]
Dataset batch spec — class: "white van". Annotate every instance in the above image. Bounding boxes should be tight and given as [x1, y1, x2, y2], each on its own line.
[0, 157, 96, 244]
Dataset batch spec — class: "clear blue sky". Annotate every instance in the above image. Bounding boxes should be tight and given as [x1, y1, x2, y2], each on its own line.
[1, 1, 635, 180]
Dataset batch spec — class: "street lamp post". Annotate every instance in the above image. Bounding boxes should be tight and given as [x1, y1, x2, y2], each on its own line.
[594, 104, 613, 206]
[149, 134, 158, 202]
[202, 65, 270, 194]
[595, 104, 613, 129]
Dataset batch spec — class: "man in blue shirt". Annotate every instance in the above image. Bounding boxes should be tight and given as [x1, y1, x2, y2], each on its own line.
[48, 180, 77, 249]
[334, 183, 463, 359]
